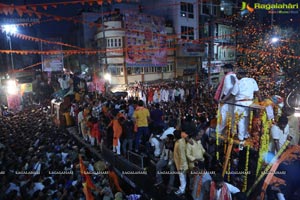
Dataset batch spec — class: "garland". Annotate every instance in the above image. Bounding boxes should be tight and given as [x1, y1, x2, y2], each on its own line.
[242, 145, 250, 192]
[248, 110, 253, 133]
[227, 112, 232, 137]
[256, 111, 270, 177]
[225, 112, 231, 154]
[233, 112, 240, 137]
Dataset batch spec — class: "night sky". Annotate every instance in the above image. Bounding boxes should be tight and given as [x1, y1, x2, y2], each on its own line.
[0, 0, 300, 36]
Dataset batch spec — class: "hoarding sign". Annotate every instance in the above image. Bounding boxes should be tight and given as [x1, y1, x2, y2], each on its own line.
[125, 12, 167, 67]
[41, 38, 64, 72]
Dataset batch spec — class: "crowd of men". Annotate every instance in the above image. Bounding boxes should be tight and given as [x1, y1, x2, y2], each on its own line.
[0, 105, 137, 200]
[65, 65, 300, 199]
[1, 66, 300, 200]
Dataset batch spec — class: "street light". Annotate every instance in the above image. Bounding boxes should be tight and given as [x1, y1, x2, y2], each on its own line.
[3, 24, 17, 34]
[6, 79, 18, 95]
[104, 73, 111, 83]
[1, 24, 18, 73]
[271, 36, 279, 43]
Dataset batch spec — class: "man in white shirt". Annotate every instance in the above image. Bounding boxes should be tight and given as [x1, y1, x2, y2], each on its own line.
[215, 64, 238, 135]
[149, 134, 162, 158]
[229, 72, 261, 141]
[77, 107, 85, 138]
[179, 87, 185, 102]
[269, 116, 292, 154]
[58, 75, 70, 91]
[160, 126, 176, 140]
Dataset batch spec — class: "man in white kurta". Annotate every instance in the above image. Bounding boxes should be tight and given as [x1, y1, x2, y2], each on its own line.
[231, 77, 260, 141]
[216, 72, 238, 134]
[269, 116, 291, 154]
[179, 87, 185, 102]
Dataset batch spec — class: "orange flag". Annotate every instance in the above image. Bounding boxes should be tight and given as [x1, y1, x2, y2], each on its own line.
[82, 183, 95, 200]
[79, 156, 96, 190]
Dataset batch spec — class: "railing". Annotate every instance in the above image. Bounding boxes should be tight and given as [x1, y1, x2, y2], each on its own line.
[127, 150, 145, 169]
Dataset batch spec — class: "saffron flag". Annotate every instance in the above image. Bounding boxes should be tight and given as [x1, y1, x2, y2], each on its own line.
[79, 155, 96, 199]
[82, 183, 95, 200]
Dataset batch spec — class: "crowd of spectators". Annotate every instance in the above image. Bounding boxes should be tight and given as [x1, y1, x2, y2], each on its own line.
[0, 105, 130, 200]
[64, 74, 300, 199]
[2, 70, 300, 200]
[65, 79, 248, 199]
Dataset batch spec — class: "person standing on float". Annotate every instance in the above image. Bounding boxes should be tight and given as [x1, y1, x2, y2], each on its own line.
[226, 71, 261, 141]
[214, 64, 238, 135]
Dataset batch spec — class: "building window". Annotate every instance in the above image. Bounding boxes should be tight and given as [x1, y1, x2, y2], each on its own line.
[180, 2, 194, 18]
[166, 64, 173, 72]
[107, 38, 122, 48]
[181, 26, 194, 40]
[202, 4, 210, 15]
[127, 67, 132, 75]
[167, 40, 172, 48]
[144, 67, 149, 73]
[108, 65, 123, 75]
[133, 67, 141, 74]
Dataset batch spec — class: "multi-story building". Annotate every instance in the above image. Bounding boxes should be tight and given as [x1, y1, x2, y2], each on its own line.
[94, 0, 237, 86]
[143, 0, 203, 81]
[199, 0, 236, 86]
[143, 0, 237, 85]
[95, 2, 175, 85]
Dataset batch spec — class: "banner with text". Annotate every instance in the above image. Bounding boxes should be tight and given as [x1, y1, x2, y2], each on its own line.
[41, 38, 64, 72]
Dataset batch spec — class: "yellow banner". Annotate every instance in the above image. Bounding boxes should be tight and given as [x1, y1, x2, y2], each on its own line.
[20, 83, 33, 93]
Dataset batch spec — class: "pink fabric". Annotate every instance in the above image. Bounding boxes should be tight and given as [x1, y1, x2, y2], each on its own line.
[214, 72, 234, 101]
[210, 181, 230, 200]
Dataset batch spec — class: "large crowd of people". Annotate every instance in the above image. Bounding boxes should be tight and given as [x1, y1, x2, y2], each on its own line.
[1, 66, 300, 200]
[0, 105, 134, 200]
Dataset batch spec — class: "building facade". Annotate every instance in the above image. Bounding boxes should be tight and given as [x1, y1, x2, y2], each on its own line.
[95, 8, 175, 85]
[95, 0, 237, 86]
